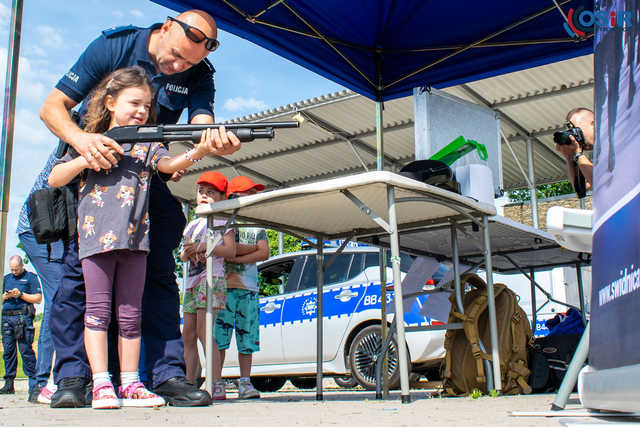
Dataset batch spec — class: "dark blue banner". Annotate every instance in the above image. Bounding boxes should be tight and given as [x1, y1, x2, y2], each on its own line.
[590, 0, 640, 370]
[590, 191, 640, 368]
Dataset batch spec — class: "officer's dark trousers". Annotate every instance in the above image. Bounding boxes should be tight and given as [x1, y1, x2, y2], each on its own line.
[51, 176, 187, 388]
[2, 314, 38, 390]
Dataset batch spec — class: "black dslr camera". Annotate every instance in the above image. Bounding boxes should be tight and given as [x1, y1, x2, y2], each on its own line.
[553, 121, 585, 149]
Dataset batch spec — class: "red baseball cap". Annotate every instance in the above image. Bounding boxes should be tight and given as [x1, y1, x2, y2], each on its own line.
[227, 176, 265, 195]
[196, 171, 228, 193]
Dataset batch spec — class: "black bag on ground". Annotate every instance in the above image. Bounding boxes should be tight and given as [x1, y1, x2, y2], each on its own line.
[528, 333, 583, 393]
[399, 160, 460, 194]
[27, 185, 77, 244]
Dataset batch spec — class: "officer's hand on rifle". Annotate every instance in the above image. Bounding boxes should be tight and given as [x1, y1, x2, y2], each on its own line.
[75, 131, 125, 172]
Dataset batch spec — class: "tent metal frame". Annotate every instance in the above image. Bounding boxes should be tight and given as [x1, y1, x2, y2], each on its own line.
[0, 0, 22, 280]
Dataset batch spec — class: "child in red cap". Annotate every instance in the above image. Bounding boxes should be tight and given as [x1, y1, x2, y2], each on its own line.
[213, 176, 268, 399]
[180, 171, 235, 388]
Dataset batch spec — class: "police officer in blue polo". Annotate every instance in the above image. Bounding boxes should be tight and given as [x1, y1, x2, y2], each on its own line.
[1, 255, 42, 397]
[36, 9, 241, 408]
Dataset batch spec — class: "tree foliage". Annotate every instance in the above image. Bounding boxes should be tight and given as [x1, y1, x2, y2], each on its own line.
[508, 181, 575, 202]
[266, 230, 301, 256]
[16, 242, 30, 265]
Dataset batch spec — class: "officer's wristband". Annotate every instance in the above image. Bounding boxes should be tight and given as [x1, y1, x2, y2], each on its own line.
[18, 291, 23, 299]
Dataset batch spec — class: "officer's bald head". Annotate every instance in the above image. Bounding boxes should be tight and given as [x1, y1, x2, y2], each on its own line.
[9, 255, 24, 276]
[176, 10, 217, 40]
[151, 9, 218, 75]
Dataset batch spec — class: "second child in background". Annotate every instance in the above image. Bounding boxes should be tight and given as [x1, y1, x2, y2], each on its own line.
[181, 171, 235, 387]
[48, 66, 225, 409]
[214, 176, 269, 400]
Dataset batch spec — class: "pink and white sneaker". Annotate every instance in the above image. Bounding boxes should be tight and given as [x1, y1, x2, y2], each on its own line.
[36, 383, 57, 404]
[118, 382, 165, 407]
[92, 382, 120, 409]
[212, 380, 226, 400]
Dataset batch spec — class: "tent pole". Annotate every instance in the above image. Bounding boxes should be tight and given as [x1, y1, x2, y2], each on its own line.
[374, 52, 391, 398]
[377, 248, 389, 399]
[530, 268, 537, 333]
[0, 0, 23, 279]
[376, 102, 384, 171]
[576, 262, 587, 324]
[482, 215, 502, 391]
[181, 203, 190, 296]
[316, 235, 324, 400]
[526, 138, 539, 228]
[375, 52, 384, 171]
[205, 216, 215, 395]
[388, 185, 411, 403]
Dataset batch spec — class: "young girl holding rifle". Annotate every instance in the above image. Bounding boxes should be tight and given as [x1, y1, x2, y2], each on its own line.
[48, 66, 229, 409]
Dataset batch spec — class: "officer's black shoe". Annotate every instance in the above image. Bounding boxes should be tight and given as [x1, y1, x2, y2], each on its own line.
[152, 376, 211, 407]
[27, 384, 42, 403]
[0, 378, 14, 394]
[50, 377, 91, 408]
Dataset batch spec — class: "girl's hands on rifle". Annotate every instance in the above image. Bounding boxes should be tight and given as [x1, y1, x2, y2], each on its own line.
[192, 128, 218, 158]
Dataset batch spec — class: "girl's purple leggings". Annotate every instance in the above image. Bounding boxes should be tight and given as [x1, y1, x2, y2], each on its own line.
[81, 250, 147, 339]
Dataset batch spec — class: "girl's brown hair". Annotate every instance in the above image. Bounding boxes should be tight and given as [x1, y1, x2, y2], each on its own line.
[81, 66, 156, 134]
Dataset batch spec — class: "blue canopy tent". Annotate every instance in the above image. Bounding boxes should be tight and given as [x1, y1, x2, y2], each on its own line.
[148, 0, 594, 402]
[153, 0, 593, 101]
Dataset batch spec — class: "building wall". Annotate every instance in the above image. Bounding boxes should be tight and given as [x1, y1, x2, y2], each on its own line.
[503, 194, 592, 231]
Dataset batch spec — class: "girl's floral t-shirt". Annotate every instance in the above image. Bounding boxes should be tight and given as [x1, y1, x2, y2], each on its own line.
[59, 143, 169, 260]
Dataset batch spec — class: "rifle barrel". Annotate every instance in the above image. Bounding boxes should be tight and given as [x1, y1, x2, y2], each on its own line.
[160, 121, 299, 131]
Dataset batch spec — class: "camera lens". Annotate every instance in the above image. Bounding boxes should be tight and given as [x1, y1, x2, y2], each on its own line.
[553, 131, 572, 146]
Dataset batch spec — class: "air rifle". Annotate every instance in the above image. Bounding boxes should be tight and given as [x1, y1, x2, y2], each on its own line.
[104, 121, 300, 143]
[56, 121, 300, 157]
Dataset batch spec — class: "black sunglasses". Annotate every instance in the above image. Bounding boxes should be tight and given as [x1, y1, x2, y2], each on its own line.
[167, 16, 220, 52]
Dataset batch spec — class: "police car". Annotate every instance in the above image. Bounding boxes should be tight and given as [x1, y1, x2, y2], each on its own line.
[221, 247, 447, 391]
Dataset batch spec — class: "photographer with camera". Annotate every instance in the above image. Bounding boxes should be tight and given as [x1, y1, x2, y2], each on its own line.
[554, 108, 594, 196]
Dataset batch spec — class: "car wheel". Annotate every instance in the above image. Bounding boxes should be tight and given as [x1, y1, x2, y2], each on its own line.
[250, 376, 287, 392]
[333, 375, 358, 389]
[348, 324, 408, 390]
[290, 377, 317, 389]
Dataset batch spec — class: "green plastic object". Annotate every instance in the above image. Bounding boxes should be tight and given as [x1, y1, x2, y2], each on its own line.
[429, 136, 488, 166]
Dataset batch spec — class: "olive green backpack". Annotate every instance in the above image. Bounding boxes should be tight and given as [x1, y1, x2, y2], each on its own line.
[441, 274, 532, 396]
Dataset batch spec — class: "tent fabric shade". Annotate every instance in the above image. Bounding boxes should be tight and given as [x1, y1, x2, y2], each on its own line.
[153, 0, 594, 101]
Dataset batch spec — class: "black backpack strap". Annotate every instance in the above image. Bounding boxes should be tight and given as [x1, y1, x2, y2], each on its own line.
[64, 185, 78, 241]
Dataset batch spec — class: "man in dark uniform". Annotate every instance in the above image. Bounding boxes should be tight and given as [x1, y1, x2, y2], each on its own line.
[39, 10, 241, 408]
[1, 256, 41, 400]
